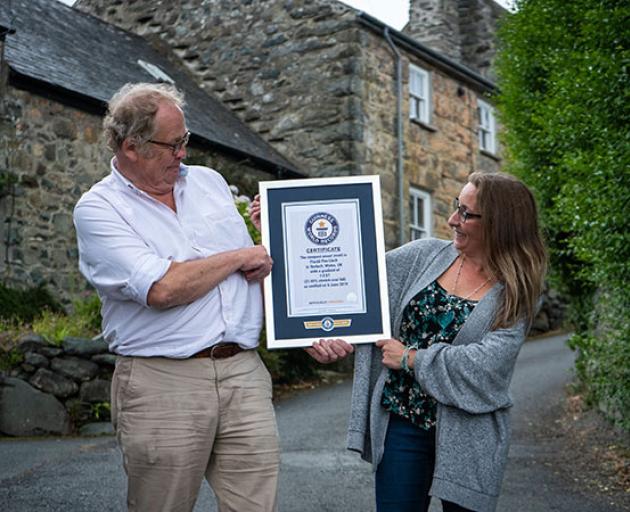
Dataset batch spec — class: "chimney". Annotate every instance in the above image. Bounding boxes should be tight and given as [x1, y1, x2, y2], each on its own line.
[459, 0, 508, 80]
[405, 0, 462, 62]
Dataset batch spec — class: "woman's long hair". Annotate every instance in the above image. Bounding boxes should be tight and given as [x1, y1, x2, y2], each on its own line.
[468, 172, 547, 329]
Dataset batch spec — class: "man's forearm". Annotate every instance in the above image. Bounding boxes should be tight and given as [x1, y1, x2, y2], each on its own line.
[147, 249, 245, 309]
[146, 243, 273, 309]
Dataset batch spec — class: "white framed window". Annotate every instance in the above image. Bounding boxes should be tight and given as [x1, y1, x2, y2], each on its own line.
[478, 99, 496, 154]
[409, 187, 432, 240]
[409, 64, 431, 124]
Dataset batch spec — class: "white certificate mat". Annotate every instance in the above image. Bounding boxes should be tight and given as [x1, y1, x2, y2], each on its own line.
[282, 200, 366, 317]
[260, 176, 390, 349]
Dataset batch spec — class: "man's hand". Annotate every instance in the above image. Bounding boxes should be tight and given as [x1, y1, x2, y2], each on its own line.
[148, 245, 271, 309]
[240, 245, 272, 282]
[305, 339, 354, 364]
[248, 194, 262, 232]
[376, 338, 415, 370]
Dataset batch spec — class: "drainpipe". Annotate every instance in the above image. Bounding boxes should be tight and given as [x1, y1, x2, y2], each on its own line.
[383, 27, 405, 246]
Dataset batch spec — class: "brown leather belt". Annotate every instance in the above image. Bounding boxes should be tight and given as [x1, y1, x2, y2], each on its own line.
[191, 343, 244, 360]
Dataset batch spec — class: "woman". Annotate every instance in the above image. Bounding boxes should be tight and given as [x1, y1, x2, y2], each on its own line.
[304, 172, 547, 512]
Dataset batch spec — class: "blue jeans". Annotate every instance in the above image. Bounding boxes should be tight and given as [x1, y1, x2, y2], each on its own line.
[375, 414, 472, 512]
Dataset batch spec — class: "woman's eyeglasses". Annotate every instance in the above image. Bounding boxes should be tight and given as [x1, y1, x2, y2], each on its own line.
[453, 198, 482, 223]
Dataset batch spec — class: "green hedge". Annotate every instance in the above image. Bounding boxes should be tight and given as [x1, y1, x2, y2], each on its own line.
[496, 0, 629, 429]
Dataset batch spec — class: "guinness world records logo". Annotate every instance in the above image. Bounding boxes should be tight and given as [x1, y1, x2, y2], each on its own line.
[305, 212, 339, 245]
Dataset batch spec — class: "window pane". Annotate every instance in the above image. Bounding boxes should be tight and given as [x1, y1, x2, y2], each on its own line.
[410, 98, 418, 119]
[410, 69, 418, 94]
[410, 65, 431, 124]
[478, 100, 495, 153]
[417, 197, 424, 225]
[409, 187, 432, 240]
[410, 66, 427, 98]
[409, 196, 415, 223]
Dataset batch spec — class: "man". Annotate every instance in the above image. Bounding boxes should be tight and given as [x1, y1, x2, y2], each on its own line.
[74, 83, 279, 512]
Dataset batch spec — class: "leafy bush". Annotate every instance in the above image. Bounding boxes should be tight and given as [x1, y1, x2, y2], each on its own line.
[496, 0, 629, 428]
[235, 198, 261, 244]
[90, 402, 111, 421]
[0, 283, 62, 322]
[31, 294, 102, 346]
[72, 293, 102, 333]
[0, 347, 23, 372]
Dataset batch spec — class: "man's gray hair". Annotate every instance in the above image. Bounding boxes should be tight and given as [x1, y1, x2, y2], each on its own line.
[103, 82, 185, 153]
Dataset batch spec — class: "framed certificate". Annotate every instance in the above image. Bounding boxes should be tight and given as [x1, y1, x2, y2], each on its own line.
[260, 176, 390, 349]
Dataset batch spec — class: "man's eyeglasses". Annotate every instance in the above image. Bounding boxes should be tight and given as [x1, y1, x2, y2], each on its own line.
[453, 198, 482, 223]
[147, 131, 190, 155]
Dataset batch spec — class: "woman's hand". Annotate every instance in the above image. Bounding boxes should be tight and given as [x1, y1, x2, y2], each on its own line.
[248, 194, 262, 232]
[376, 338, 415, 370]
[305, 339, 354, 364]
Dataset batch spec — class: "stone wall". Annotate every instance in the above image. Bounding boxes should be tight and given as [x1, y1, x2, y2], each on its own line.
[0, 88, 107, 296]
[406, 0, 462, 63]
[405, 0, 508, 80]
[0, 334, 115, 436]
[358, 29, 501, 245]
[0, 290, 564, 438]
[76, 0, 365, 177]
[77, 0, 502, 247]
[0, 85, 276, 298]
[459, 0, 507, 81]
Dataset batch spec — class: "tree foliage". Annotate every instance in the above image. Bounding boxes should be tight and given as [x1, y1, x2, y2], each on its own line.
[495, 0, 629, 428]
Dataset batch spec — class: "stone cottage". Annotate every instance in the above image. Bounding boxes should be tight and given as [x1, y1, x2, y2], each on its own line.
[0, 0, 300, 296]
[77, 0, 506, 248]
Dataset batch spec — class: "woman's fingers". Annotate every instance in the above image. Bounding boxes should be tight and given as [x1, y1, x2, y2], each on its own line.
[305, 339, 353, 364]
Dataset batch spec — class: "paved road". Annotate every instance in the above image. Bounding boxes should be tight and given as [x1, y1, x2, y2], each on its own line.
[0, 333, 623, 511]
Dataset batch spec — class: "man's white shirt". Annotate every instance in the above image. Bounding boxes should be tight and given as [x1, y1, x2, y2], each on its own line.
[73, 160, 263, 357]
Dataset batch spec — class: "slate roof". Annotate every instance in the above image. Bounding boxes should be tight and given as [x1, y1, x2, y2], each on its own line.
[0, 0, 301, 178]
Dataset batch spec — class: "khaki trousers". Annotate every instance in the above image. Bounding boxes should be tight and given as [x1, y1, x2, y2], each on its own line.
[111, 350, 280, 512]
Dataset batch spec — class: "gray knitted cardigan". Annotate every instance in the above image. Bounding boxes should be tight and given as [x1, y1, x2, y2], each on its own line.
[347, 238, 528, 512]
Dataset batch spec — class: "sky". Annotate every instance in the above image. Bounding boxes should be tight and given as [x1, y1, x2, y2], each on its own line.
[337, 0, 515, 29]
[338, 0, 411, 29]
[57, 0, 515, 30]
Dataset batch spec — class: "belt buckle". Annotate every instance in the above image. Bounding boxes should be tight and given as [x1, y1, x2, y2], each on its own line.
[210, 344, 222, 359]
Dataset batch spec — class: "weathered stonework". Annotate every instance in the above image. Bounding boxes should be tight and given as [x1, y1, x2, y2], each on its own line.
[406, 0, 463, 62]
[459, 0, 507, 81]
[0, 334, 114, 436]
[0, 89, 107, 296]
[359, 28, 500, 244]
[0, 86, 277, 298]
[77, 0, 502, 249]
[77, 0, 363, 177]
[405, 0, 507, 80]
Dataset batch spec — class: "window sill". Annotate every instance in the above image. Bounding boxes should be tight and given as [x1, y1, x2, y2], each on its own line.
[480, 149, 501, 162]
[410, 118, 437, 132]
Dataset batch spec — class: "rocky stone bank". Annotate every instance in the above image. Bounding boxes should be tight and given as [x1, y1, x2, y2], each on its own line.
[0, 334, 115, 437]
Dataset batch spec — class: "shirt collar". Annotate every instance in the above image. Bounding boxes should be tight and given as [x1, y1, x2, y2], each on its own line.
[110, 158, 189, 196]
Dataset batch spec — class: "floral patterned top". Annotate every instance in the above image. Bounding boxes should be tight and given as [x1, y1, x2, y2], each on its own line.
[381, 280, 476, 429]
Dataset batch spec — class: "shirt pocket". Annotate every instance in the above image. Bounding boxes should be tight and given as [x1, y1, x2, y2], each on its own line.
[200, 204, 252, 253]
